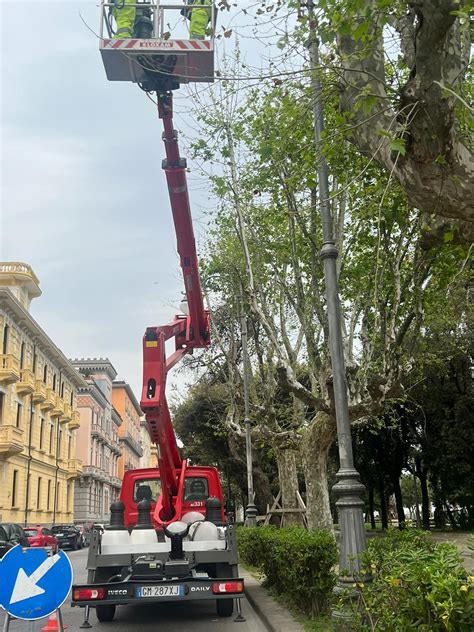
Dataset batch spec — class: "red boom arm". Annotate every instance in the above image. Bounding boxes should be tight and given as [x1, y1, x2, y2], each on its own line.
[140, 92, 210, 523]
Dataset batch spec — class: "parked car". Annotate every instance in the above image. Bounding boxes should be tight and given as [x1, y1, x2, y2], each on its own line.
[51, 524, 83, 550]
[0, 523, 29, 558]
[24, 526, 59, 554]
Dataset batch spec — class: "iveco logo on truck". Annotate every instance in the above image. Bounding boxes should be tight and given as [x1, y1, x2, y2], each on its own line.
[108, 589, 128, 596]
[191, 586, 210, 592]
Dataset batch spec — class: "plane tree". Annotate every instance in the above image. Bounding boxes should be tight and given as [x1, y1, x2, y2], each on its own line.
[185, 75, 473, 530]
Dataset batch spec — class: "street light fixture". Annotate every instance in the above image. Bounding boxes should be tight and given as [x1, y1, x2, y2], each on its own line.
[306, 0, 367, 585]
[240, 294, 257, 526]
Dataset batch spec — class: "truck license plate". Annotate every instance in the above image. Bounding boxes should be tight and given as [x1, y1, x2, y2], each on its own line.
[137, 585, 183, 598]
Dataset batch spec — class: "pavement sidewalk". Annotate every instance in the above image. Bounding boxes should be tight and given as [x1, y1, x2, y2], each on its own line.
[240, 568, 304, 632]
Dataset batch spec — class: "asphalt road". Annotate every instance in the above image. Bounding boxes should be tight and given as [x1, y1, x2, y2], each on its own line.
[1, 548, 267, 632]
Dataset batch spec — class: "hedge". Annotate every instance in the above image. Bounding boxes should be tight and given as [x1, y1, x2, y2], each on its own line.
[237, 525, 337, 616]
[337, 529, 474, 631]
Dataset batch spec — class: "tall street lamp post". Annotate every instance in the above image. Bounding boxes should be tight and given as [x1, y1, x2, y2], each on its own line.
[306, 0, 367, 585]
[240, 294, 257, 526]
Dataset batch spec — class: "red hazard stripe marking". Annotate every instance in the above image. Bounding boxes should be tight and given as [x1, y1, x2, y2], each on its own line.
[176, 41, 188, 49]
[125, 39, 138, 48]
[112, 39, 124, 49]
[190, 41, 201, 49]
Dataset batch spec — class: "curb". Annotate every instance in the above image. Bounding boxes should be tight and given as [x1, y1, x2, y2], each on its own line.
[241, 570, 304, 632]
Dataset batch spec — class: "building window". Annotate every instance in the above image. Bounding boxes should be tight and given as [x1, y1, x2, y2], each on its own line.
[37, 477, 42, 508]
[43, 363, 48, 384]
[66, 483, 70, 513]
[49, 423, 55, 454]
[61, 382, 64, 398]
[47, 480, 51, 510]
[33, 350, 37, 374]
[20, 342, 25, 369]
[12, 470, 18, 507]
[16, 402, 22, 428]
[2, 325, 9, 354]
[52, 373, 57, 392]
[68, 434, 72, 459]
[57, 482, 61, 510]
[29, 411, 35, 445]
[58, 428, 62, 458]
[39, 418, 45, 449]
[0, 392, 4, 424]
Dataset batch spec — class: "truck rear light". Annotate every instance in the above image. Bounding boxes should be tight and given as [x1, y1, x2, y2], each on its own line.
[73, 588, 105, 601]
[212, 582, 243, 594]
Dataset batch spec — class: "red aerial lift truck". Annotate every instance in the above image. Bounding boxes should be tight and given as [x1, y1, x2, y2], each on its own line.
[71, 2, 244, 625]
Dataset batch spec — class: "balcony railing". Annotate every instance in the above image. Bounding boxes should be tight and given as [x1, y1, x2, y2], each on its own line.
[120, 430, 143, 458]
[83, 465, 101, 479]
[109, 476, 122, 489]
[16, 368, 35, 394]
[60, 402, 72, 423]
[67, 458, 83, 479]
[0, 354, 20, 384]
[0, 261, 40, 284]
[48, 390, 64, 418]
[69, 411, 80, 430]
[32, 380, 47, 403]
[91, 423, 107, 442]
[109, 438, 122, 455]
[0, 425, 24, 459]
[39, 387, 55, 411]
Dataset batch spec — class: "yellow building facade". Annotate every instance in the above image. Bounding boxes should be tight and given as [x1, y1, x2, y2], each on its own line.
[0, 262, 85, 525]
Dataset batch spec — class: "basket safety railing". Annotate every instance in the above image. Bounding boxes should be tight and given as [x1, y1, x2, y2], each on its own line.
[100, 0, 216, 42]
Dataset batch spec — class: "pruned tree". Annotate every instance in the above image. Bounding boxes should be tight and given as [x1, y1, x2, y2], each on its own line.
[316, 0, 473, 240]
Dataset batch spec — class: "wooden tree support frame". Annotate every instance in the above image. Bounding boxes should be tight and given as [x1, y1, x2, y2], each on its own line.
[262, 491, 308, 529]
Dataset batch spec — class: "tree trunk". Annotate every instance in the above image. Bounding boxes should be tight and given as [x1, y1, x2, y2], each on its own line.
[391, 475, 406, 529]
[336, 0, 474, 236]
[412, 472, 422, 529]
[433, 501, 446, 529]
[445, 503, 457, 529]
[227, 432, 273, 516]
[379, 480, 388, 530]
[301, 412, 335, 531]
[418, 473, 431, 531]
[368, 488, 376, 529]
[252, 465, 274, 517]
[275, 447, 304, 526]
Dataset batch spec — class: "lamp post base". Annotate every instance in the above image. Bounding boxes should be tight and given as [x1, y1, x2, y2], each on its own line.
[244, 502, 258, 527]
[333, 467, 367, 584]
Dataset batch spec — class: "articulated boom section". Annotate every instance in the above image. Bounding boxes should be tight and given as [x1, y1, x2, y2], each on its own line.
[140, 91, 211, 524]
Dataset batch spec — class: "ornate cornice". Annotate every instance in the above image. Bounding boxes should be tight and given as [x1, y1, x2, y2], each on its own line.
[0, 289, 86, 388]
[70, 358, 118, 382]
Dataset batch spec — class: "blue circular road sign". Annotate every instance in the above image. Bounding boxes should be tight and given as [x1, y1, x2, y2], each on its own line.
[0, 545, 73, 620]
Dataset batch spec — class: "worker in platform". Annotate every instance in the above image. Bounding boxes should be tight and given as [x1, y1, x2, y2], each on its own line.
[112, 0, 136, 39]
[182, 0, 211, 39]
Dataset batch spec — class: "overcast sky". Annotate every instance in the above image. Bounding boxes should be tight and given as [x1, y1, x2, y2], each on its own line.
[0, 2, 209, 398]
[0, 1, 282, 403]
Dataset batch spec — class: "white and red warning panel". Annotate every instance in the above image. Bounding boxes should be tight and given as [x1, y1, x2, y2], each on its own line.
[99, 1, 215, 85]
[102, 39, 212, 51]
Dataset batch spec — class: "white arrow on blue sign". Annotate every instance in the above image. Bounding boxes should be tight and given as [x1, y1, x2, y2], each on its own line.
[0, 545, 73, 620]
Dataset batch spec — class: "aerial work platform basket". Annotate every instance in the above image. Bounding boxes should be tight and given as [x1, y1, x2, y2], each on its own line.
[99, 0, 215, 86]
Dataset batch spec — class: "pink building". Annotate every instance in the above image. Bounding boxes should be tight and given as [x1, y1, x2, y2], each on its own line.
[71, 359, 122, 524]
